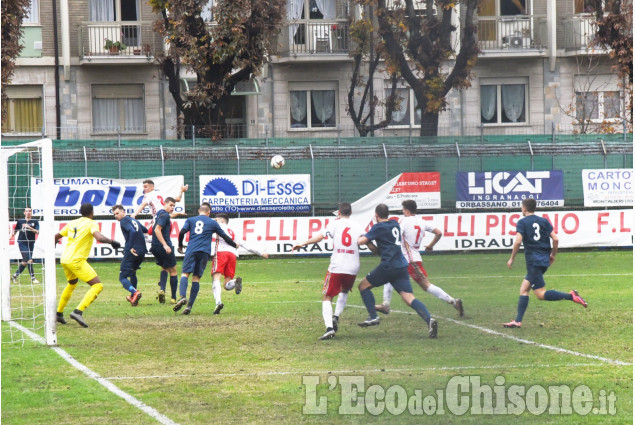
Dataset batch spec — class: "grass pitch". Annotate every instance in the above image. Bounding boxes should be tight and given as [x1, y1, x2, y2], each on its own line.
[2, 250, 633, 424]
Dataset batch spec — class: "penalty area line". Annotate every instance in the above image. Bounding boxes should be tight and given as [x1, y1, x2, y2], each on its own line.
[105, 362, 611, 381]
[346, 305, 632, 366]
[8, 321, 180, 425]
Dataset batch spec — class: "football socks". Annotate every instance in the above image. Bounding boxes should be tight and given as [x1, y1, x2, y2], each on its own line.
[410, 298, 432, 325]
[426, 284, 455, 304]
[77, 283, 103, 311]
[334, 292, 348, 317]
[322, 300, 334, 329]
[544, 290, 573, 301]
[57, 282, 78, 313]
[359, 287, 378, 319]
[515, 295, 530, 323]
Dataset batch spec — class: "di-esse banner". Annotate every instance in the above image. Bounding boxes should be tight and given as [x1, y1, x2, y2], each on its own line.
[30, 176, 187, 216]
[199, 174, 311, 213]
[8, 209, 631, 259]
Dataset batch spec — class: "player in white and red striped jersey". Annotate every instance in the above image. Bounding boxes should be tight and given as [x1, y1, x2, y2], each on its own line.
[293, 202, 366, 340]
[376, 199, 464, 317]
[132, 179, 189, 223]
[210, 213, 268, 314]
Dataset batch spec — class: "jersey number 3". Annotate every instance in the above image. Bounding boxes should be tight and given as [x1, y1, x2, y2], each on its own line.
[532, 223, 541, 241]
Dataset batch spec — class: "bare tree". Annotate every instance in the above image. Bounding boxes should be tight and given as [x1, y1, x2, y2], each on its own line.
[149, 0, 285, 139]
[373, 0, 480, 136]
[557, 55, 627, 134]
[346, 7, 400, 137]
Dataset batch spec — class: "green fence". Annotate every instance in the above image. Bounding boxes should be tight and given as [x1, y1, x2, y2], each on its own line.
[4, 134, 632, 217]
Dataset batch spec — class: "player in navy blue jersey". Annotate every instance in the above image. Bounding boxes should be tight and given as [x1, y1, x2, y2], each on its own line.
[10, 207, 40, 283]
[150, 197, 179, 304]
[356, 204, 438, 338]
[174, 203, 238, 315]
[113, 205, 148, 306]
[504, 198, 587, 328]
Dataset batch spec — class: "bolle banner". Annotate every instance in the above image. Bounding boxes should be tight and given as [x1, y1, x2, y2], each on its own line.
[456, 171, 564, 209]
[199, 174, 312, 213]
[30, 175, 187, 217]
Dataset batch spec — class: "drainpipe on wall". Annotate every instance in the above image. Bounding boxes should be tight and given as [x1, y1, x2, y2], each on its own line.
[52, 0, 61, 139]
[547, 0, 556, 72]
[269, 63, 275, 138]
[60, 0, 70, 80]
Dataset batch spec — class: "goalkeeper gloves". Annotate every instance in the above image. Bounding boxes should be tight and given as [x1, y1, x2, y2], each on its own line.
[110, 240, 121, 249]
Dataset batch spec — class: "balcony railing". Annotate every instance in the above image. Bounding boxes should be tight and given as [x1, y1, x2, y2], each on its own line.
[78, 21, 163, 60]
[560, 16, 600, 51]
[476, 15, 547, 51]
[278, 21, 350, 56]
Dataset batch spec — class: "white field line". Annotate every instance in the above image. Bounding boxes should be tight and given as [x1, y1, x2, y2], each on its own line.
[346, 305, 632, 366]
[105, 362, 617, 381]
[247, 273, 633, 284]
[8, 321, 180, 425]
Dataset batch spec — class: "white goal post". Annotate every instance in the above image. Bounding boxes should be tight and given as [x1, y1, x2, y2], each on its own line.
[1, 139, 57, 346]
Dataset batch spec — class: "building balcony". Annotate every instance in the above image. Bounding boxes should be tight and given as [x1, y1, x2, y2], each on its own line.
[78, 21, 164, 63]
[276, 21, 350, 60]
[560, 15, 607, 53]
[476, 15, 547, 54]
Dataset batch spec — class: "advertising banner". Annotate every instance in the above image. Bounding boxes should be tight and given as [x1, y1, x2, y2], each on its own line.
[30, 176, 186, 217]
[350, 172, 441, 225]
[384, 172, 441, 209]
[199, 174, 311, 213]
[582, 169, 633, 207]
[456, 171, 564, 209]
[9, 209, 630, 259]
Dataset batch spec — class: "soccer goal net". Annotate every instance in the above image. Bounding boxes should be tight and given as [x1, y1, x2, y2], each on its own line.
[1, 139, 57, 346]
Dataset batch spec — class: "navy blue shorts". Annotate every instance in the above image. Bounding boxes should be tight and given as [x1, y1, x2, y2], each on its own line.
[18, 241, 34, 261]
[525, 265, 548, 290]
[120, 252, 145, 277]
[150, 245, 177, 269]
[181, 251, 210, 277]
[366, 265, 413, 293]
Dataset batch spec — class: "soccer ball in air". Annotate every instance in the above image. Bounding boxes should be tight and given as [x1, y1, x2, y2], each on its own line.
[270, 155, 285, 169]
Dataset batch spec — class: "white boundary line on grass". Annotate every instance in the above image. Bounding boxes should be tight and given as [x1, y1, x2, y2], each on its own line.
[346, 305, 632, 366]
[104, 362, 618, 381]
[249, 272, 632, 284]
[8, 321, 180, 425]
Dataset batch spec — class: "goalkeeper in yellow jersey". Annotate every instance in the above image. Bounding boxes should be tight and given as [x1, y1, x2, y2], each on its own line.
[55, 203, 121, 327]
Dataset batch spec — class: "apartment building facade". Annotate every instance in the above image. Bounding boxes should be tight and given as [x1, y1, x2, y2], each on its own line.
[4, 0, 627, 140]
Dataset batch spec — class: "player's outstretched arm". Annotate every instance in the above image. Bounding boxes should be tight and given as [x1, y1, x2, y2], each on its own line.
[131, 201, 148, 219]
[240, 241, 268, 258]
[172, 184, 189, 203]
[93, 231, 120, 249]
[292, 234, 325, 251]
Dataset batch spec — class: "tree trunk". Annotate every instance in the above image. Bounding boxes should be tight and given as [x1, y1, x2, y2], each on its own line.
[419, 111, 439, 136]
